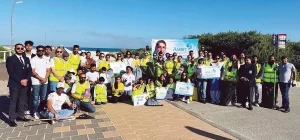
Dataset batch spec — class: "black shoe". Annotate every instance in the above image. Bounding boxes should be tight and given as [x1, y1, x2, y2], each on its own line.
[16, 117, 32, 122]
[279, 106, 285, 109]
[248, 106, 253, 110]
[8, 120, 18, 127]
[283, 108, 290, 113]
[232, 102, 236, 106]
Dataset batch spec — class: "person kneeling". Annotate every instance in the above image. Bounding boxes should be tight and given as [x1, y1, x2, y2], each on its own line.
[94, 77, 107, 105]
[41, 82, 75, 124]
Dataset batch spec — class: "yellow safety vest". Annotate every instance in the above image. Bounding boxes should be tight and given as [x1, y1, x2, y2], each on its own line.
[64, 60, 72, 72]
[69, 53, 80, 72]
[256, 63, 261, 83]
[263, 63, 278, 83]
[225, 68, 237, 81]
[155, 62, 164, 77]
[49, 57, 66, 82]
[166, 83, 175, 89]
[146, 84, 156, 98]
[73, 81, 90, 102]
[155, 80, 163, 87]
[133, 59, 140, 67]
[141, 58, 149, 67]
[99, 60, 109, 70]
[165, 60, 174, 74]
[112, 83, 124, 97]
[187, 64, 195, 79]
[94, 84, 107, 103]
[132, 85, 145, 101]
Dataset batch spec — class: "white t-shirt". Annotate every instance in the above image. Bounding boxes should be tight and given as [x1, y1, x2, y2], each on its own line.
[124, 58, 134, 67]
[30, 56, 50, 85]
[122, 73, 135, 91]
[93, 56, 100, 67]
[86, 71, 99, 82]
[80, 56, 87, 65]
[44, 55, 51, 62]
[47, 92, 70, 110]
[70, 75, 76, 83]
[100, 73, 110, 84]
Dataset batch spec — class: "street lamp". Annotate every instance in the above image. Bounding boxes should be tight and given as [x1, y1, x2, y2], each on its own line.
[10, 0, 23, 55]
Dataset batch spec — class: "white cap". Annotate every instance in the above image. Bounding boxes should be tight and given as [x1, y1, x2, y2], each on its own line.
[81, 50, 86, 53]
[68, 69, 75, 73]
[57, 82, 65, 89]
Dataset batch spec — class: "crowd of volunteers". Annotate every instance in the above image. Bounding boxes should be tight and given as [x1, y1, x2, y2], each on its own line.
[5, 40, 297, 127]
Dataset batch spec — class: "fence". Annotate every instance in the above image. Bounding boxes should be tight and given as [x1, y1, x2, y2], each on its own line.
[0, 51, 11, 63]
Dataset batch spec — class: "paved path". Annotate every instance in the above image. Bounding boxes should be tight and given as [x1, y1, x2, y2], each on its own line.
[170, 87, 300, 140]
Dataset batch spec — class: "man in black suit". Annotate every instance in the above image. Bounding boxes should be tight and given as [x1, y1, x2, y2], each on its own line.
[6, 43, 32, 127]
[238, 56, 257, 110]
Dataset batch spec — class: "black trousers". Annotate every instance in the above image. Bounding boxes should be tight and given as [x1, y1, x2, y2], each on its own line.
[220, 81, 237, 106]
[241, 86, 254, 107]
[9, 87, 28, 120]
[261, 82, 278, 108]
[111, 95, 124, 103]
[24, 83, 32, 112]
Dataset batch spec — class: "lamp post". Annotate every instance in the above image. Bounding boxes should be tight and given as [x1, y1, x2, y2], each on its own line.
[10, 0, 23, 56]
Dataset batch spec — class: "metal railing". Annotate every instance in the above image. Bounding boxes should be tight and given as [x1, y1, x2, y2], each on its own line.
[0, 51, 12, 63]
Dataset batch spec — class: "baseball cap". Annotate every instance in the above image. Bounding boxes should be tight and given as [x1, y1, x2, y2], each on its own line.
[68, 69, 75, 73]
[56, 82, 64, 89]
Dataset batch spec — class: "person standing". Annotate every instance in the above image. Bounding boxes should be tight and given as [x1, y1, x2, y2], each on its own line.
[252, 55, 263, 107]
[6, 43, 32, 127]
[69, 45, 81, 73]
[238, 56, 256, 110]
[261, 55, 279, 109]
[44, 45, 52, 62]
[99, 53, 109, 70]
[49, 48, 66, 92]
[85, 52, 94, 71]
[86, 64, 99, 102]
[278, 56, 297, 113]
[23, 40, 36, 116]
[220, 60, 238, 106]
[30, 45, 51, 119]
[122, 66, 135, 102]
[93, 49, 101, 68]
[63, 51, 71, 72]
[124, 51, 134, 68]
[195, 57, 208, 103]
[210, 55, 223, 104]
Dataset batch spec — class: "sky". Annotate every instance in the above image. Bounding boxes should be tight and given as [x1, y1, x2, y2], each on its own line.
[0, 0, 299, 48]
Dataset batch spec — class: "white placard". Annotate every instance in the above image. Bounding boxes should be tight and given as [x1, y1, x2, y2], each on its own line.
[110, 62, 126, 73]
[156, 87, 168, 100]
[133, 95, 147, 106]
[175, 82, 194, 96]
[200, 66, 221, 79]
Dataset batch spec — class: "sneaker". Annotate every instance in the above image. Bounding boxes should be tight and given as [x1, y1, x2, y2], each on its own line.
[24, 110, 30, 115]
[182, 98, 186, 102]
[283, 108, 290, 113]
[33, 112, 40, 119]
[187, 99, 190, 104]
[246, 102, 249, 108]
[254, 103, 260, 107]
[50, 120, 56, 125]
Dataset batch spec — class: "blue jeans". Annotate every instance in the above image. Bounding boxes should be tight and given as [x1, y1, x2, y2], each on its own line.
[32, 84, 48, 113]
[41, 109, 74, 118]
[73, 99, 95, 113]
[122, 90, 132, 102]
[279, 83, 291, 109]
[49, 81, 58, 93]
[197, 79, 207, 101]
[254, 83, 262, 104]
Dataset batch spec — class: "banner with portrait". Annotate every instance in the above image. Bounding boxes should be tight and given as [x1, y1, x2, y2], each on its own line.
[110, 62, 126, 74]
[151, 39, 199, 61]
[175, 82, 194, 96]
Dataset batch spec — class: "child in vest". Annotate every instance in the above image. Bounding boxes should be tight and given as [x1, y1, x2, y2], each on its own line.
[132, 81, 145, 102]
[112, 76, 124, 103]
[166, 77, 176, 100]
[146, 79, 157, 98]
[94, 77, 107, 105]
[180, 72, 191, 104]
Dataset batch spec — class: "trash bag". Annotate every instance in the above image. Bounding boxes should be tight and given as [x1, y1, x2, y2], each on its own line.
[107, 69, 115, 83]
[134, 66, 143, 81]
[145, 98, 163, 106]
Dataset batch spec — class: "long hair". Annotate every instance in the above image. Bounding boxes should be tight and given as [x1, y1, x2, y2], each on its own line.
[114, 76, 121, 89]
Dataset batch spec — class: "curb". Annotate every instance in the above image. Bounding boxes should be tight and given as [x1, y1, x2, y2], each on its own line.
[167, 101, 250, 140]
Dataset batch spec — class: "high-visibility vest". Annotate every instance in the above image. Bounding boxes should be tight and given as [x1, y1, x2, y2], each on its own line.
[141, 58, 149, 67]
[165, 60, 174, 74]
[225, 68, 238, 81]
[155, 62, 164, 77]
[99, 60, 109, 70]
[155, 80, 164, 87]
[256, 63, 261, 83]
[64, 60, 72, 72]
[49, 57, 66, 82]
[187, 64, 195, 79]
[133, 59, 140, 67]
[94, 84, 107, 103]
[166, 83, 175, 89]
[263, 63, 278, 83]
[132, 85, 145, 101]
[72, 81, 90, 102]
[112, 82, 124, 97]
[146, 84, 156, 98]
[69, 53, 80, 72]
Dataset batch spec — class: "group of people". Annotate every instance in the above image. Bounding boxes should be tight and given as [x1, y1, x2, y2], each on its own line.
[6, 40, 297, 127]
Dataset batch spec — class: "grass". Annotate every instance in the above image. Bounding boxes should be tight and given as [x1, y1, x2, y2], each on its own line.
[297, 71, 300, 82]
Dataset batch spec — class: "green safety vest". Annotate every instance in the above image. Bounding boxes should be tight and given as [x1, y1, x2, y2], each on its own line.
[165, 60, 174, 74]
[187, 64, 195, 79]
[146, 84, 156, 98]
[94, 84, 107, 103]
[263, 63, 278, 83]
[166, 83, 175, 89]
[225, 68, 237, 81]
[155, 62, 164, 77]
[69, 53, 80, 72]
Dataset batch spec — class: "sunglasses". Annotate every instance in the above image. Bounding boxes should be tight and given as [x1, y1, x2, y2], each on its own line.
[56, 51, 63, 53]
[127, 54, 131, 55]
[16, 48, 23, 50]
[117, 56, 121, 57]
[80, 77, 86, 79]
[100, 55, 105, 57]
[117, 79, 121, 80]
[216, 58, 220, 59]
[37, 50, 44, 52]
